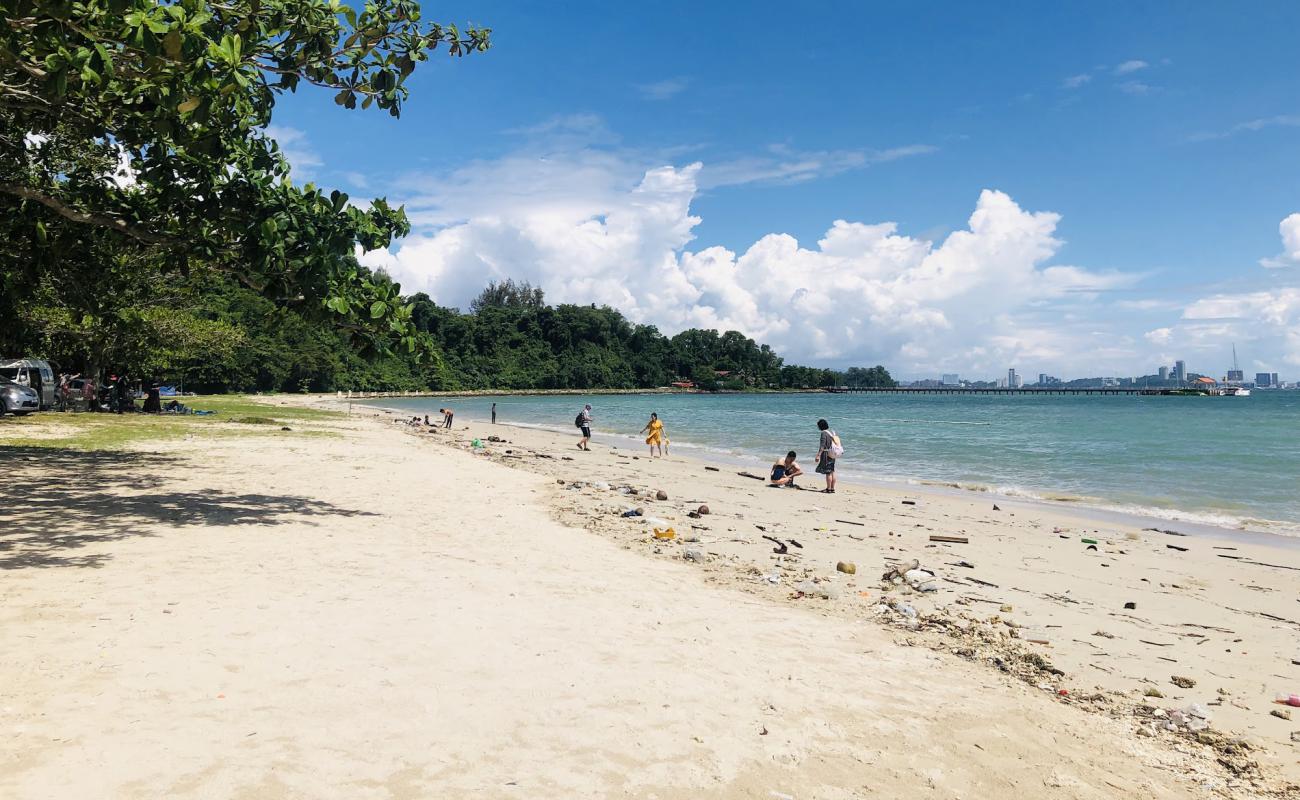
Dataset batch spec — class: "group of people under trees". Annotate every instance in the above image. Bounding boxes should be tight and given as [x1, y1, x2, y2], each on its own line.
[50, 372, 187, 415]
[571, 404, 843, 493]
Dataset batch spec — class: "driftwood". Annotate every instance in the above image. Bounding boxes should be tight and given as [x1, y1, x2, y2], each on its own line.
[1166, 544, 1189, 552]
[930, 535, 969, 544]
[737, 471, 765, 481]
[835, 519, 865, 526]
[1144, 527, 1188, 536]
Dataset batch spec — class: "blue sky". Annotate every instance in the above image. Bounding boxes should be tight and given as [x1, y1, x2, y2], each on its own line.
[269, 1, 1300, 379]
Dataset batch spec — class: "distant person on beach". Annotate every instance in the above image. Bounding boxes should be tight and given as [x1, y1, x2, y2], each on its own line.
[815, 418, 841, 493]
[424, 414, 430, 426]
[142, 382, 161, 413]
[575, 404, 592, 450]
[442, 407, 454, 428]
[491, 402, 497, 424]
[769, 451, 803, 487]
[641, 412, 666, 457]
[82, 377, 98, 412]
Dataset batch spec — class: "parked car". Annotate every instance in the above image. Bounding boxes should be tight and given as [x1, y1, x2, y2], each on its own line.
[0, 380, 40, 416]
[0, 358, 56, 410]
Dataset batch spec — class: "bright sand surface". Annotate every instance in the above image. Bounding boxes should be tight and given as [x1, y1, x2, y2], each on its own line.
[2, 397, 1298, 799]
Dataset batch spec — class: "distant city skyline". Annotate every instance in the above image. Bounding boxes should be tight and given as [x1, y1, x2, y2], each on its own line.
[913, 358, 1290, 387]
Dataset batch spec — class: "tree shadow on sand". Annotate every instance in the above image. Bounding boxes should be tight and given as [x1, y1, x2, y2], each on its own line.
[0, 446, 376, 570]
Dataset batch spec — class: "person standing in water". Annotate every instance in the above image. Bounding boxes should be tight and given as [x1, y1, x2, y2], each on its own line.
[575, 404, 592, 450]
[814, 418, 841, 493]
[491, 402, 497, 424]
[641, 412, 666, 457]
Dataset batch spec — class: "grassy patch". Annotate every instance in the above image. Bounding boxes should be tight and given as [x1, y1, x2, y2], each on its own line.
[0, 394, 341, 451]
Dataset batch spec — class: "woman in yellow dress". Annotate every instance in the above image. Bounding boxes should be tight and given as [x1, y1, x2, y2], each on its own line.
[641, 412, 666, 457]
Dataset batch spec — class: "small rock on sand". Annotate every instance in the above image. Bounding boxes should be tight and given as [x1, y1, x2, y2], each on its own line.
[836, 561, 856, 575]
[1171, 676, 1196, 689]
[656, 490, 669, 501]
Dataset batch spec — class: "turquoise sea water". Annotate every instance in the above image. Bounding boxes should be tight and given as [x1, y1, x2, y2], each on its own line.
[369, 391, 1300, 536]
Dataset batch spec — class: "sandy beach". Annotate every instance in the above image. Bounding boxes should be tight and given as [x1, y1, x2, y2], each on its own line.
[2, 397, 1298, 798]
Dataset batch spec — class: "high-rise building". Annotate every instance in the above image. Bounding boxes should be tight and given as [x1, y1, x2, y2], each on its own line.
[1174, 360, 1186, 383]
[1255, 372, 1271, 387]
[1158, 366, 1169, 381]
[1038, 373, 1048, 385]
[1007, 368, 1020, 388]
[1227, 369, 1244, 383]
[941, 373, 960, 386]
[1273, 372, 1280, 387]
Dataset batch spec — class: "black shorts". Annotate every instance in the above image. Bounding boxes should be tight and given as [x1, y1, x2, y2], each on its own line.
[580, 426, 591, 438]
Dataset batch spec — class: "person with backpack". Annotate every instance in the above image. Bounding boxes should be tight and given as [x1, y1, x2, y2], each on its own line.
[814, 418, 842, 493]
[575, 404, 592, 450]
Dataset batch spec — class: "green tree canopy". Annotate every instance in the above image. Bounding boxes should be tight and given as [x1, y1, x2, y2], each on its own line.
[1, 0, 490, 352]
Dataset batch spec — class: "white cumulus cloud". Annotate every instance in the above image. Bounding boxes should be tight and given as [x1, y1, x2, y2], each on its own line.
[361, 147, 1139, 375]
[1182, 288, 1300, 367]
[1260, 213, 1300, 268]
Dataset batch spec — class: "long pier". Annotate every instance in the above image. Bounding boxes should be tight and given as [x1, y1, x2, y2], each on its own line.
[830, 387, 1169, 396]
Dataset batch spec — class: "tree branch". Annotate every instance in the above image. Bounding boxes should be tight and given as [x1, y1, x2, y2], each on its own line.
[0, 182, 175, 245]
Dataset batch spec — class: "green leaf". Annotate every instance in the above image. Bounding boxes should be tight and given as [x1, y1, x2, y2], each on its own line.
[35, 221, 47, 244]
[177, 96, 200, 113]
[370, 301, 387, 319]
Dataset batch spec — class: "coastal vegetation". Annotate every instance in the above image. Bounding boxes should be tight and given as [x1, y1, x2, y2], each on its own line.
[2, 0, 490, 359]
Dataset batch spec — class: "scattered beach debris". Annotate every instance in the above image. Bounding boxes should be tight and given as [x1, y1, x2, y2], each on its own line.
[1124, 601, 1137, 610]
[1271, 708, 1292, 720]
[737, 471, 765, 481]
[793, 579, 837, 600]
[1276, 693, 1300, 707]
[655, 490, 669, 501]
[992, 504, 1001, 511]
[1081, 538, 1098, 545]
[1144, 527, 1188, 537]
[1171, 675, 1197, 689]
[1163, 703, 1212, 732]
[929, 535, 968, 544]
[836, 561, 856, 575]
[621, 509, 643, 518]
[1166, 544, 1189, 552]
[834, 518, 864, 526]
[901, 500, 916, 506]
[704, 466, 719, 472]
[697, 505, 710, 515]
[1145, 688, 1165, 698]
[653, 528, 676, 540]
[683, 546, 704, 562]
[786, 539, 803, 549]
[762, 535, 788, 554]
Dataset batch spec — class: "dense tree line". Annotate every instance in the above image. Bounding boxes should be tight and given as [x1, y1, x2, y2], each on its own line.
[4, 275, 896, 393]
